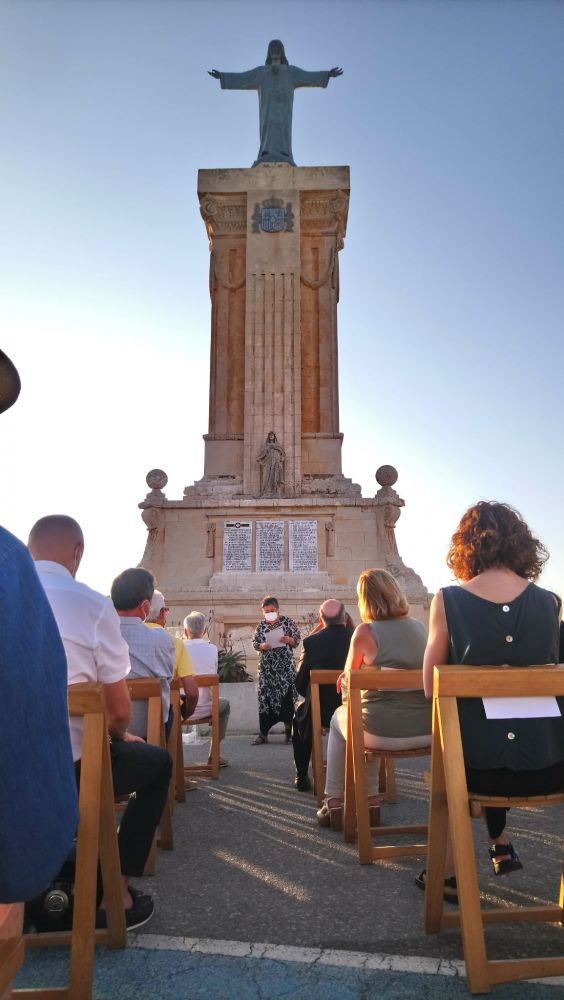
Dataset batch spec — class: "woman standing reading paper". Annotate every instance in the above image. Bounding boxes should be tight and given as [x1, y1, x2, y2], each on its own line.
[420, 501, 564, 898]
[252, 597, 300, 744]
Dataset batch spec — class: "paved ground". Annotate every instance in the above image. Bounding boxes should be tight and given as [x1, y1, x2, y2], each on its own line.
[15, 733, 564, 997]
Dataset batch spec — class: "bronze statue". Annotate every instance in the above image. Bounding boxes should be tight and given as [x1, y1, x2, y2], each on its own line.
[209, 39, 342, 167]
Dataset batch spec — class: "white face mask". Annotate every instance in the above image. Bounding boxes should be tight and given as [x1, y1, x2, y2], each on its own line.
[264, 611, 278, 622]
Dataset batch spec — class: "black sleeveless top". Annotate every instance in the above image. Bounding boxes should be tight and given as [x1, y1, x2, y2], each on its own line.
[442, 583, 564, 771]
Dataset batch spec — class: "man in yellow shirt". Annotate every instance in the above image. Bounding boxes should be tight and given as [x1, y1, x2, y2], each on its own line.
[145, 590, 198, 717]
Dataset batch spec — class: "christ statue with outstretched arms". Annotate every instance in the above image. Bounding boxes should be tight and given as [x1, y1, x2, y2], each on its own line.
[209, 39, 342, 167]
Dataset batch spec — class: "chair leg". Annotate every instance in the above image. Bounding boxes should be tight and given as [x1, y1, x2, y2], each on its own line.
[383, 756, 397, 804]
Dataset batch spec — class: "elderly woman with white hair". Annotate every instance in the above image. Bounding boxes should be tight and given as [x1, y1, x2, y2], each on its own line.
[183, 611, 231, 767]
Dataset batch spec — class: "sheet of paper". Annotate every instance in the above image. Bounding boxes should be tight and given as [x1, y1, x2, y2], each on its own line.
[267, 625, 286, 649]
[482, 696, 561, 720]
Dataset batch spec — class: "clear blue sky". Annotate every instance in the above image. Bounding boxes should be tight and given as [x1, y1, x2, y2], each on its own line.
[1, 0, 563, 598]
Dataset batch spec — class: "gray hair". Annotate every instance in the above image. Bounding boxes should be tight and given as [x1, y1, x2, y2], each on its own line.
[184, 611, 207, 637]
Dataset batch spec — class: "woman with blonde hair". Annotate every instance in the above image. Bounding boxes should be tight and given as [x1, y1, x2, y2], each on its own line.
[317, 568, 430, 830]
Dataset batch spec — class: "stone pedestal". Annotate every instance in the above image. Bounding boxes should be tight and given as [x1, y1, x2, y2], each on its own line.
[138, 165, 431, 660]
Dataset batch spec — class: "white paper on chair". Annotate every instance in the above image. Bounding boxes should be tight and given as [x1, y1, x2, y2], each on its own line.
[482, 696, 561, 719]
[267, 625, 286, 649]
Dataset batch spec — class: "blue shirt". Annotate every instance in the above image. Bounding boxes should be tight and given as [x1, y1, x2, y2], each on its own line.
[0, 526, 79, 902]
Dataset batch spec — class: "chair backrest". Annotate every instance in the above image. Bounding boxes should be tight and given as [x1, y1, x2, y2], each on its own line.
[126, 677, 164, 746]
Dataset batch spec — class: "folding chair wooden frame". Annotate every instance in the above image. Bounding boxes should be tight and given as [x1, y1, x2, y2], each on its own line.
[425, 664, 564, 994]
[183, 675, 220, 781]
[20, 683, 126, 999]
[309, 670, 391, 808]
[0, 905, 25, 1000]
[125, 678, 173, 874]
[344, 669, 430, 864]
[167, 677, 185, 805]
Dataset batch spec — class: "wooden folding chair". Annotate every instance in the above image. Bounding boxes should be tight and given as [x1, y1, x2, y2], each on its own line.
[21, 683, 126, 999]
[0, 905, 24, 1000]
[344, 669, 430, 864]
[183, 675, 220, 781]
[125, 678, 173, 874]
[168, 677, 186, 805]
[310, 670, 393, 807]
[425, 664, 564, 994]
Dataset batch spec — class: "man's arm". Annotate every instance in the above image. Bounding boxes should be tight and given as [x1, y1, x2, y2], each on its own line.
[295, 639, 311, 696]
[181, 675, 199, 718]
[103, 678, 131, 740]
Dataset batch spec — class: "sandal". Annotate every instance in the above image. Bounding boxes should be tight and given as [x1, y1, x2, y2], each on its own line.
[415, 869, 458, 905]
[251, 734, 268, 745]
[489, 842, 523, 876]
[316, 797, 343, 831]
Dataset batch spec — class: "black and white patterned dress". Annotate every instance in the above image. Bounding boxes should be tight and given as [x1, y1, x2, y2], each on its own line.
[252, 615, 301, 724]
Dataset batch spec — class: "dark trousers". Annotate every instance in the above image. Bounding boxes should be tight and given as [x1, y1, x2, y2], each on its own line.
[466, 761, 564, 839]
[76, 740, 172, 879]
[259, 689, 294, 737]
[292, 717, 312, 777]
[110, 740, 172, 877]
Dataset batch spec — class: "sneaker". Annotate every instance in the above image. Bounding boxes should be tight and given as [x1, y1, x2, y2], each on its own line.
[294, 774, 312, 792]
[96, 888, 154, 931]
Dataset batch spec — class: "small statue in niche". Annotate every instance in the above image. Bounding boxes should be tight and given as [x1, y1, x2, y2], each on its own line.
[206, 522, 216, 558]
[257, 431, 285, 497]
[325, 521, 335, 556]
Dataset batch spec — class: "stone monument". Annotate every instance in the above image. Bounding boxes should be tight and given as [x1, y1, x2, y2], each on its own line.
[137, 41, 430, 664]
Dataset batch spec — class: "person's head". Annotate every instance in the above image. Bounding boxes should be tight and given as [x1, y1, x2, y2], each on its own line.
[146, 588, 169, 626]
[111, 567, 155, 618]
[261, 596, 279, 621]
[319, 599, 346, 627]
[267, 431, 277, 443]
[447, 501, 548, 582]
[0, 350, 21, 414]
[28, 515, 84, 577]
[184, 611, 207, 639]
[265, 40, 288, 66]
[356, 568, 409, 623]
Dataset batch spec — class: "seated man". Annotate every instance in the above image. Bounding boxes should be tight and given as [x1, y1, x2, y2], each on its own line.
[145, 589, 198, 719]
[183, 611, 231, 768]
[29, 516, 172, 930]
[292, 599, 354, 791]
[111, 569, 175, 740]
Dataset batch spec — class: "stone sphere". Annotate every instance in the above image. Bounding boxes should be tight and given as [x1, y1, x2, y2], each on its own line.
[146, 469, 168, 491]
[375, 465, 398, 487]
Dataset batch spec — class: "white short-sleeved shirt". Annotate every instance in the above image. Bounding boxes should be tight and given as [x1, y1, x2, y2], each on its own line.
[34, 560, 131, 761]
[183, 638, 219, 720]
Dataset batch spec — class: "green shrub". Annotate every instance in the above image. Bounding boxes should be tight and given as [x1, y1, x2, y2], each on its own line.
[217, 649, 253, 683]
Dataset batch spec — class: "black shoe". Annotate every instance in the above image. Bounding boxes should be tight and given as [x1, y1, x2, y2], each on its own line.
[96, 887, 154, 931]
[415, 869, 458, 905]
[294, 774, 312, 792]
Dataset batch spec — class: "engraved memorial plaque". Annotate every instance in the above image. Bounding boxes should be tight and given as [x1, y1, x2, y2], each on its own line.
[289, 520, 318, 573]
[223, 521, 252, 572]
[256, 521, 284, 572]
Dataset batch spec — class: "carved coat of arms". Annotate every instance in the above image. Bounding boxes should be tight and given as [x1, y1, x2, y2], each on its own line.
[252, 198, 294, 234]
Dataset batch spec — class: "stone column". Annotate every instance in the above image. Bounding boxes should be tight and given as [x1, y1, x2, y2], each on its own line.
[198, 165, 349, 496]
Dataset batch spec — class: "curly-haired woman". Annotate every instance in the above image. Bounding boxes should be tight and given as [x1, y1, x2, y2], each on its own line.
[422, 500, 563, 892]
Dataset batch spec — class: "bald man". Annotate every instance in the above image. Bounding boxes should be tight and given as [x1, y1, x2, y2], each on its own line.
[292, 599, 354, 791]
[29, 514, 172, 931]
